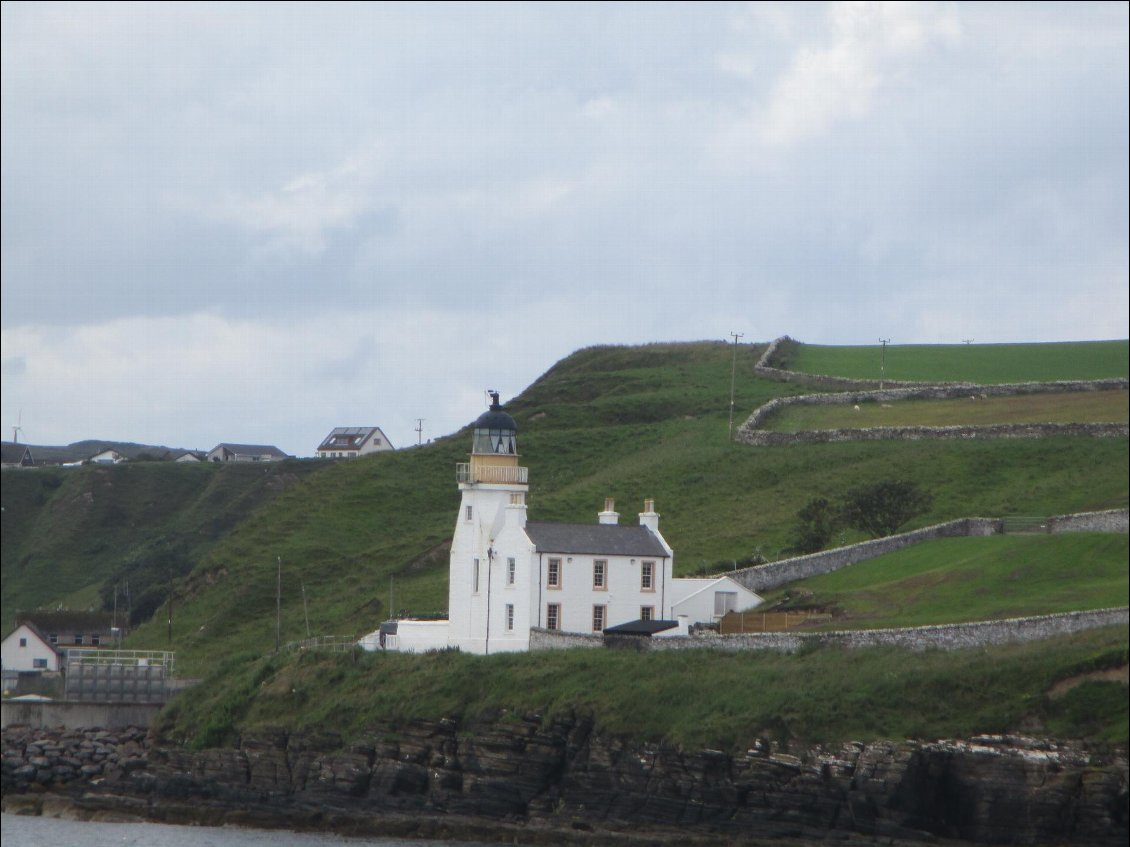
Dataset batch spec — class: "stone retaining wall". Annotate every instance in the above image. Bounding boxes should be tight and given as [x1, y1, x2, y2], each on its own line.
[754, 336, 949, 390]
[738, 421, 1129, 446]
[1048, 508, 1130, 533]
[634, 608, 1129, 654]
[737, 374, 1129, 446]
[727, 517, 1000, 593]
[726, 509, 1128, 594]
[528, 628, 601, 650]
[530, 608, 1129, 654]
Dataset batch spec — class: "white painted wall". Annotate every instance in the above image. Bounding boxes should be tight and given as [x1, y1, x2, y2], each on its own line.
[448, 480, 533, 654]
[1, 626, 58, 671]
[669, 576, 763, 623]
[535, 551, 674, 634]
[387, 620, 451, 653]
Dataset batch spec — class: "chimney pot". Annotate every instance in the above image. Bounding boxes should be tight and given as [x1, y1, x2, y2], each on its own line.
[598, 497, 619, 525]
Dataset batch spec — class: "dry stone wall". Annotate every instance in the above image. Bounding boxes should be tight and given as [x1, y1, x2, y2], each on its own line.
[530, 608, 1128, 654]
[745, 335, 1129, 445]
[528, 629, 602, 650]
[1047, 509, 1130, 533]
[631, 608, 1129, 654]
[754, 335, 951, 390]
[727, 517, 999, 593]
[726, 509, 1128, 594]
[738, 378, 1129, 446]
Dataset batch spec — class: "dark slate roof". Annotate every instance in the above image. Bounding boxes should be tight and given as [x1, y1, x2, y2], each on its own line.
[317, 427, 389, 451]
[1, 442, 33, 465]
[603, 619, 679, 636]
[213, 443, 289, 458]
[524, 522, 668, 557]
[16, 611, 116, 633]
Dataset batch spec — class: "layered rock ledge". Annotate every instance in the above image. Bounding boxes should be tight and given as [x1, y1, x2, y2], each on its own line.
[3, 719, 1127, 846]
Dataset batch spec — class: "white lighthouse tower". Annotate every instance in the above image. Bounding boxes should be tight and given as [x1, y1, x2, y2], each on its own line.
[447, 391, 532, 654]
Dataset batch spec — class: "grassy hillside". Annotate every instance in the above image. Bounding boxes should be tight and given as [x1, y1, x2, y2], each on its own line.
[4, 338, 1127, 749]
[777, 339, 1129, 384]
[762, 389, 1129, 431]
[1, 460, 323, 634]
[108, 342, 1127, 675]
[763, 533, 1129, 628]
[158, 626, 1128, 750]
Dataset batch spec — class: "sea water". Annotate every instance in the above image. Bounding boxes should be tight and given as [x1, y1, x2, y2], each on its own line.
[1, 814, 506, 847]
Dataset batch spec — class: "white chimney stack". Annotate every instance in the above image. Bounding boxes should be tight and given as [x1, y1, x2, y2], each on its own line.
[598, 496, 619, 525]
[639, 498, 659, 533]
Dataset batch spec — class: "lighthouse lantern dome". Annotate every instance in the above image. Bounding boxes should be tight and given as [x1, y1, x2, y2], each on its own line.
[471, 391, 517, 455]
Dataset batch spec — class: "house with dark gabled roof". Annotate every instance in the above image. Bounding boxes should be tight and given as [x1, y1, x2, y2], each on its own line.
[374, 393, 762, 655]
[1, 620, 60, 671]
[206, 443, 289, 463]
[1, 442, 35, 468]
[2, 611, 122, 672]
[315, 426, 393, 458]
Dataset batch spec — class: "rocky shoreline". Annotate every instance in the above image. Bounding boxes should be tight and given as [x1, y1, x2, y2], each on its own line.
[3, 718, 1128, 846]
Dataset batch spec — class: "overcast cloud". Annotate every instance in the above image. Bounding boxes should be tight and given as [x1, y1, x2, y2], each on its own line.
[2, 2, 1127, 454]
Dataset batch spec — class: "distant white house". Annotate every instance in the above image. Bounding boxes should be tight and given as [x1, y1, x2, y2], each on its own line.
[207, 443, 289, 463]
[170, 450, 206, 463]
[316, 427, 394, 459]
[368, 394, 763, 655]
[88, 449, 127, 465]
[1, 623, 59, 672]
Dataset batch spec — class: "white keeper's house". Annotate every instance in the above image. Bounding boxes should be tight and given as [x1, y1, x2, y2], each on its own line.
[377, 393, 760, 654]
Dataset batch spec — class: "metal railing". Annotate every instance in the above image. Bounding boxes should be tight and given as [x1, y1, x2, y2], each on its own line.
[282, 635, 359, 653]
[64, 649, 176, 673]
[455, 463, 528, 484]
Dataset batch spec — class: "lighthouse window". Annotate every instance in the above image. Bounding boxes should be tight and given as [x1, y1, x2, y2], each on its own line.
[547, 558, 562, 589]
[505, 604, 514, 632]
[473, 559, 480, 593]
[507, 558, 516, 585]
[465, 505, 473, 521]
[546, 604, 561, 631]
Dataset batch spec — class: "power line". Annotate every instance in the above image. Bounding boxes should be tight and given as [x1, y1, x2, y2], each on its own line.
[414, 418, 425, 446]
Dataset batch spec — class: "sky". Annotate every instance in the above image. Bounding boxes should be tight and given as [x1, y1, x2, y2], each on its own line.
[2, 1, 1127, 455]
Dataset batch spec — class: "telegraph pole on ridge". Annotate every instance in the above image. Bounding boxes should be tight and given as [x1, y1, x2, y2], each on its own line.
[728, 332, 744, 440]
[879, 338, 890, 390]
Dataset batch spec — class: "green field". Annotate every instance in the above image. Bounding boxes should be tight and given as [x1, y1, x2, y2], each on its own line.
[763, 534, 1129, 628]
[158, 625, 1128, 750]
[779, 340, 1129, 384]
[762, 390, 1129, 431]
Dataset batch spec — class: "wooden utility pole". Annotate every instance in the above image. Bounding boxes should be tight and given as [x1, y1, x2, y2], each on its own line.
[275, 556, 282, 652]
[879, 338, 890, 389]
